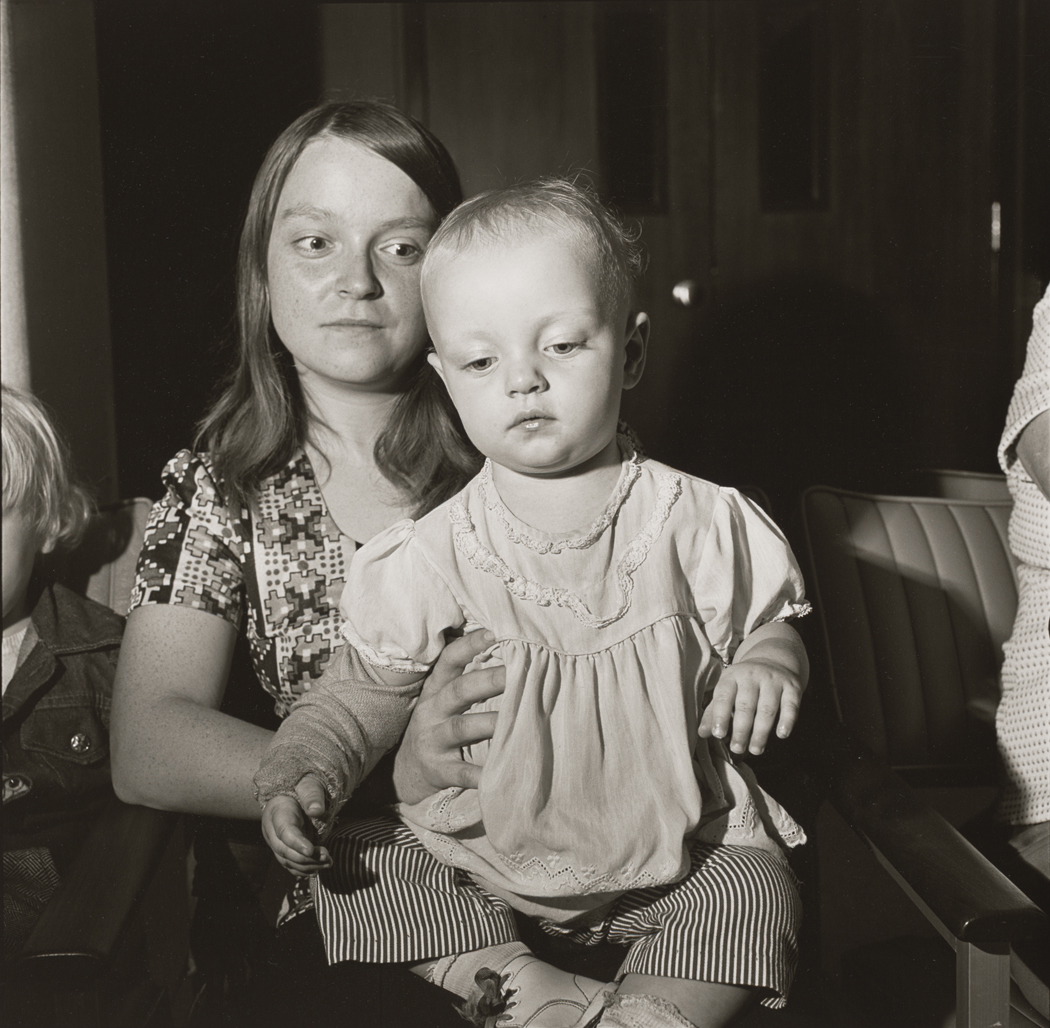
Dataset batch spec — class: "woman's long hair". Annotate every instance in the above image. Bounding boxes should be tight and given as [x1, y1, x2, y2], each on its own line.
[196, 100, 480, 516]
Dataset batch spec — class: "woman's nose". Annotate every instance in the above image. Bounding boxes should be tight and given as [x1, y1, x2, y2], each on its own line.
[337, 250, 382, 300]
[506, 359, 547, 396]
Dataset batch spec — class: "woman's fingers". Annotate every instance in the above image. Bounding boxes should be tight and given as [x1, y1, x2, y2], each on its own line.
[424, 629, 496, 698]
[443, 708, 499, 749]
[451, 662, 506, 711]
[394, 630, 505, 805]
[442, 758, 483, 792]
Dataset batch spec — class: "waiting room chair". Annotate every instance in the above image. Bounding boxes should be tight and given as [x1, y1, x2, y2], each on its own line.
[801, 486, 1046, 1028]
[9, 498, 186, 1028]
[918, 468, 1012, 503]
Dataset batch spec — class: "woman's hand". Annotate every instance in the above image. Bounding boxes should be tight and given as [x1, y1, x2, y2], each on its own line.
[261, 775, 333, 876]
[393, 629, 505, 805]
[698, 622, 809, 756]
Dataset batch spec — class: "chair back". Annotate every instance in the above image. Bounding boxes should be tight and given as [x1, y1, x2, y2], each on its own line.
[57, 498, 153, 615]
[919, 468, 1011, 502]
[802, 487, 1016, 785]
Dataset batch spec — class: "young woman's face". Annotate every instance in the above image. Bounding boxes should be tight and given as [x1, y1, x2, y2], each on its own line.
[266, 136, 437, 395]
[425, 230, 647, 476]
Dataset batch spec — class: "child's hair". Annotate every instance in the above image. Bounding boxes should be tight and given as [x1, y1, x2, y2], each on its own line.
[421, 177, 647, 317]
[1, 384, 93, 549]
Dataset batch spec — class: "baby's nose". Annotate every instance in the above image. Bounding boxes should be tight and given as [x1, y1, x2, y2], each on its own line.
[506, 360, 547, 395]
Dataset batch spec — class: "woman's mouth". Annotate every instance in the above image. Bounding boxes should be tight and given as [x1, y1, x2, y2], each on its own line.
[322, 318, 383, 330]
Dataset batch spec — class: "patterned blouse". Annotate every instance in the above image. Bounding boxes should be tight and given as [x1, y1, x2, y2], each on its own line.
[130, 450, 355, 716]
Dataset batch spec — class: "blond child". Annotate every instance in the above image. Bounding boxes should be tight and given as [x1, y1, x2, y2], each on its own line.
[2, 384, 121, 961]
[254, 182, 810, 1028]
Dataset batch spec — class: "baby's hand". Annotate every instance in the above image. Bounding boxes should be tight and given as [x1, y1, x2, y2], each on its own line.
[698, 659, 802, 756]
[261, 775, 333, 876]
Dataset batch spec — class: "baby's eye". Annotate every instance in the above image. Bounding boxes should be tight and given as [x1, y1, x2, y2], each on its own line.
[465, 357, 495, 372]
[293, 236, 332, 256]
[547, 342, 582, 355]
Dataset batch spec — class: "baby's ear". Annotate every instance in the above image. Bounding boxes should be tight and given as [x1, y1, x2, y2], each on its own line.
[426, 349, 448, 386]
[622, 312, 649, 390]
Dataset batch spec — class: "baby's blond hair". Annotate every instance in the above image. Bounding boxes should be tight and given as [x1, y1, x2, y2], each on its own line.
[422, 177, 646, 318]
[2, 384, 93, 549]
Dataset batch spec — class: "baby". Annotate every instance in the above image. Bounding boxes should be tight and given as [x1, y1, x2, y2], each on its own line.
[255, 181, 810, 1028]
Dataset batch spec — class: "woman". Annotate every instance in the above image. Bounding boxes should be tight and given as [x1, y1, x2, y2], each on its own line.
[110, 101, 507, 1024]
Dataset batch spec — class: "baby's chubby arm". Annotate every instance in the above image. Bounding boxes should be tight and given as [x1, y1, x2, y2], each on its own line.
[698, 621, 809, 756]
[254, 644, 425, 875]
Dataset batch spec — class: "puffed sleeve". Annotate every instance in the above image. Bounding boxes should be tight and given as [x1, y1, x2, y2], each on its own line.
[694, 489, 810, 664]
[128, 451, 247, 626]
[340, 519, 467, 673]
[999, 284, 1050, 473]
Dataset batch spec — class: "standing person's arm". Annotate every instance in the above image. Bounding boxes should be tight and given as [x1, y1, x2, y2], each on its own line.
[1016, 409, 1050, 501]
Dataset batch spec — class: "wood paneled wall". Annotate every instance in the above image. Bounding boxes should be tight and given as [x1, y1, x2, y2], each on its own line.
[321, 0, 1039, 518]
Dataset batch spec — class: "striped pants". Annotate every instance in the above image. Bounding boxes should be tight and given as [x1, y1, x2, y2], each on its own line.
[314, 816, 801, 1009]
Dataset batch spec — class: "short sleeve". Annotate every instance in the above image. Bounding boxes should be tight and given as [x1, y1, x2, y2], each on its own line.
[694, 490, 810, 663]
[128, 451, 247, 628]
[340, 520, 466, 673]
[999, 284, 1050, 474]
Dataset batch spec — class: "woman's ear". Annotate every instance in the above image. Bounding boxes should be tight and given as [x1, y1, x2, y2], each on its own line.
[622, 312, 649, 390]
[426, 349, 448, 387]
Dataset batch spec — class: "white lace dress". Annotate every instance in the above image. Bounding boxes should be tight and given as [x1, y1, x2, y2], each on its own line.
[260, 438, 810, 920]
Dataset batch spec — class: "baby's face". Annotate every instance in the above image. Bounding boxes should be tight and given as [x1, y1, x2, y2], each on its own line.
[2, 505, 39, 630]
[425, 230, 646, 476]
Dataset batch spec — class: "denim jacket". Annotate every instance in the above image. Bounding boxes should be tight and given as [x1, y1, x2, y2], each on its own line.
[2, 581, 123, 871]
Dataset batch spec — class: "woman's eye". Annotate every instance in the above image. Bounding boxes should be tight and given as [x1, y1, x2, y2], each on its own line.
[548, 342, 582, 355]
[381, 241, 421, 260]
[293, 236, 331, 256]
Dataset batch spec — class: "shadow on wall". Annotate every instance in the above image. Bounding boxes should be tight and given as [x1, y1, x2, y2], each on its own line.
[633, 278, 920, 529]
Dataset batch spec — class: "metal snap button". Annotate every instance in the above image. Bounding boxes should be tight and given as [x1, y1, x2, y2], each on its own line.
[70, 732, 92, 754]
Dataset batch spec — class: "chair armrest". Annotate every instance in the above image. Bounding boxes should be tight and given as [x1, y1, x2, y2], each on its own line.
[18, 795, 179, 988]
[805, 723, 1047, 951]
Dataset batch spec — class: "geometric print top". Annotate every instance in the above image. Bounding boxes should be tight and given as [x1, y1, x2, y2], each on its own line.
[129, 449, 356, 718]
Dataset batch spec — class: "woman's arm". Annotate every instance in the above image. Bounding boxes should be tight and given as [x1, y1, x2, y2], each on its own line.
[111, 604, 273, 819]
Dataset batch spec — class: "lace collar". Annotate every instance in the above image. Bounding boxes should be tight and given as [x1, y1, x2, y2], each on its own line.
[476, 429, 645, 555]
[448, 429, 682, 629]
